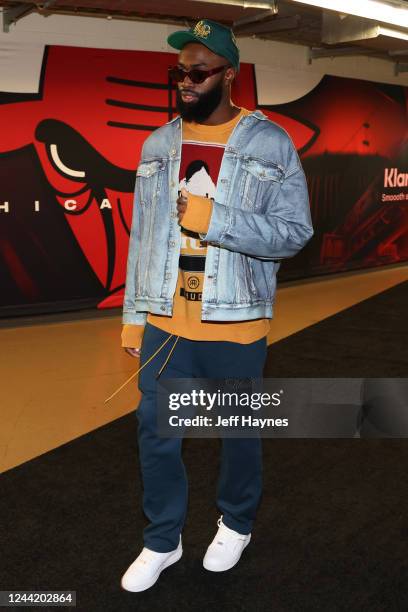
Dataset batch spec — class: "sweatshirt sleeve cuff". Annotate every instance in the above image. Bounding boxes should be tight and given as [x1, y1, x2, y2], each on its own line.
[181, 194, 213, 234]
[121, 324, 145, 348]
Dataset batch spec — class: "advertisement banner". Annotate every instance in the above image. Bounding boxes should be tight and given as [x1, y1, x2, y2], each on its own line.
[1, 45, 407, 316]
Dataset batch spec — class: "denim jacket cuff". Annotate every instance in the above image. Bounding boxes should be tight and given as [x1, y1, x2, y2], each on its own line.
[122, 311, 147, 326]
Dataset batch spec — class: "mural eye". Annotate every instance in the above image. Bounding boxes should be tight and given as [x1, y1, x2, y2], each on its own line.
[35, 118, 135, 192]
[49, 143, 86, 178]
[36, 119, 90, 182]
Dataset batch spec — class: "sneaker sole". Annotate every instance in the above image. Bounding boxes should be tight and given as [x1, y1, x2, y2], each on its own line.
[203, 535, 251, 572]
[121, 546, 182, 592]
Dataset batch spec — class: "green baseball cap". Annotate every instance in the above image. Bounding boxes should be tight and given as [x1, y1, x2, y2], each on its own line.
[167, 19, 240, 72]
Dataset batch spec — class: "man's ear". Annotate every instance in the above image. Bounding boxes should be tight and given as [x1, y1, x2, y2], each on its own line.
[225, 65, 236, 84]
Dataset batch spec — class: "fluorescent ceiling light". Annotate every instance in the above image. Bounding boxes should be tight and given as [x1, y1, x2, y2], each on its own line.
[291, 0, 408, 29]
[378, 25, 408, 40]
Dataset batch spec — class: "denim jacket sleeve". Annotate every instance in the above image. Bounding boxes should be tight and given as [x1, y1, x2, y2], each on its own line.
[122, 149, 148, 326]
[200, 145, 313, 261]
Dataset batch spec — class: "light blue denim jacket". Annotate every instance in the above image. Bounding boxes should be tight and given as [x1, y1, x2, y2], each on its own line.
[122, 109, 313, 326]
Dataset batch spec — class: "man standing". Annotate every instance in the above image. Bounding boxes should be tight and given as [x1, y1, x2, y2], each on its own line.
[120, 19, 313, 592]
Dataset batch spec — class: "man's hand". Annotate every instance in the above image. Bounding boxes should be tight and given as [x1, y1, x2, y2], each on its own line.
[124, 347, 141, 358]
[176, 188, 188, 224]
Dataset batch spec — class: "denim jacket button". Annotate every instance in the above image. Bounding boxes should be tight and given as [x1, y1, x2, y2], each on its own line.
[160, 306, 166, 311]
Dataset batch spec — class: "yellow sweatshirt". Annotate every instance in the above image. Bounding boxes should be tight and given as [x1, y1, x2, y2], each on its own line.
[122, 108, 270, 349]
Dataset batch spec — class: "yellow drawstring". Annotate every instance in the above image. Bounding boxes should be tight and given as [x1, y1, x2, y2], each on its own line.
[104, 333, 177, 404]
[155, 335, 180, 380]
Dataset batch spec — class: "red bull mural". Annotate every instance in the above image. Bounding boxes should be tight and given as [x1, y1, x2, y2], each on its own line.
[0, 44, 407, 316]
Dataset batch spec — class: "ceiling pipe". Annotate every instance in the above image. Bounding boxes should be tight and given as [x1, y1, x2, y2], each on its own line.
[308, 45, 379, 63]
[395, 61, 408, 74]
[188, 0, 274, 8]
[389, 49, 408, 56]
[235, 15, 300, 36]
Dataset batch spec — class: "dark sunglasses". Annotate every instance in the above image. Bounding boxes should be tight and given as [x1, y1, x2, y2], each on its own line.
[168, 64, 228, 84]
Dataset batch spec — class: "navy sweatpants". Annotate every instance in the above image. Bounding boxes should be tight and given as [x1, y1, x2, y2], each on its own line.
[136, 322, 268, 553]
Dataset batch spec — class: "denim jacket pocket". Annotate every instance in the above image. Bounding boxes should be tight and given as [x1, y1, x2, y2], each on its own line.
[239, 158, 284, 212]
[136, 159, 165, 178]
[136, 159, 166, 207]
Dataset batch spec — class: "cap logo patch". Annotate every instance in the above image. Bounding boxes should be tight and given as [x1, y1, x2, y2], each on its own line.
[194, 20, 211, 39]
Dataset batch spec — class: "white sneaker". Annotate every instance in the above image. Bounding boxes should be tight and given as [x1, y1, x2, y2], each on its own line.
[121, 536, 182, 592]
[203, 516, 251, 572]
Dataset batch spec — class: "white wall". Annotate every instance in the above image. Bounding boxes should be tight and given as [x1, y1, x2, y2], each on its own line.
[1, 11, 407, 99]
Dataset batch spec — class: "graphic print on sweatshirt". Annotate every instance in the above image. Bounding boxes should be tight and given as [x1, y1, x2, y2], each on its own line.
[178, 141, 224, 302]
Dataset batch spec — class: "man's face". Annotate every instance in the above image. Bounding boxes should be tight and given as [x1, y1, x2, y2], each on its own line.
[175, 43, 233, 122]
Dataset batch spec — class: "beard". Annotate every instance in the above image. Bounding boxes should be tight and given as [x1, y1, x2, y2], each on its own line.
[175, 78, 224, 123]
